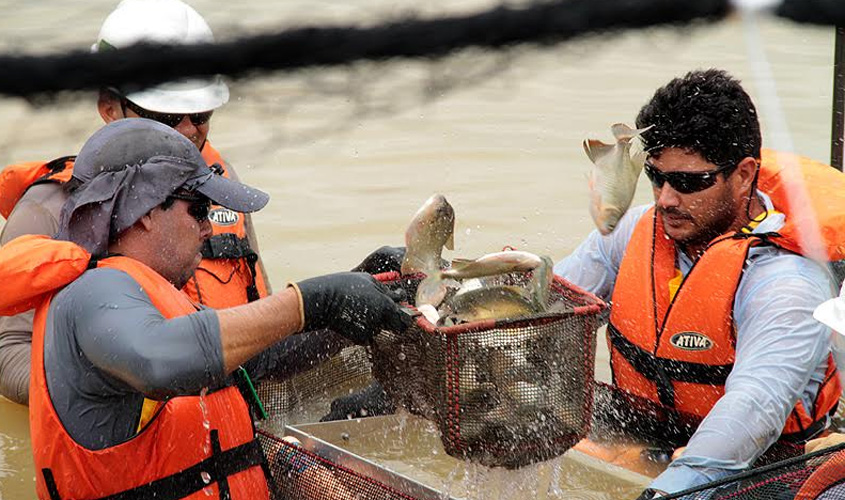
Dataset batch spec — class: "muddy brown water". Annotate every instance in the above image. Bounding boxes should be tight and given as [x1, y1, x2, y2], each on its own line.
[0, 2, 838, 498]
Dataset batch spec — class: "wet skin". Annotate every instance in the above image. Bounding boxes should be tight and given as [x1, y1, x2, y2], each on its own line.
[149, 199, 213, 289]
[648, 148, 762, 260]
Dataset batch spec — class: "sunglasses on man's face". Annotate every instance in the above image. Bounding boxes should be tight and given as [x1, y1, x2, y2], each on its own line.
[643, 161, 737, 194]
[168, 192, 212, 222]
[121, 98, 213, 128]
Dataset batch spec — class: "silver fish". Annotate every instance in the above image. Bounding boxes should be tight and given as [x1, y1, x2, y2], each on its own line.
[442, 250, 544, 280]
[400, 194, 455, 276]
[442, 285, 540, 324]
[418, 250, 553, 316]
[583, 123, 651, 235]
[447, 251, 553, 311]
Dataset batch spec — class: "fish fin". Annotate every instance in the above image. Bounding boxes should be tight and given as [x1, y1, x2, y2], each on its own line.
[610, 123, 637, 141]
[415, 273, 448, 308]
[417, 304, 441, 325]
[449, 258, 473, 272]
[583, 139, 613, 164]
[630, 150, 647, 172]
[401, 253, 428, 275]
[611, 123, 654, 142]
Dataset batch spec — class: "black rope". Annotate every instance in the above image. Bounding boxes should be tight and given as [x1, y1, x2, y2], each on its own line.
[0, 0, 729, 99]
[1, 0, 843, 100]
[777, 0, 845, 25]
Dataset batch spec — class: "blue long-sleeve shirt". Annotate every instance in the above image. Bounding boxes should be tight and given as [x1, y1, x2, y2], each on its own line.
[554, 193, 835, 494]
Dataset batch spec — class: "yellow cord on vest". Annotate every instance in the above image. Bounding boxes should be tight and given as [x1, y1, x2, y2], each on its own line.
[667, 209, 780, 302]
[741, 209, 778, 234]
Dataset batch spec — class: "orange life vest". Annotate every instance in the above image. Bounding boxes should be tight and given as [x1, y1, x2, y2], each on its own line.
[183, 145, 270, 308]
[0, 143, 269, 308]
[0, 235, 270, 500]
[608, 151, 843, 442]
[795, 447, 845, 500]
[0, 156, 74, 219]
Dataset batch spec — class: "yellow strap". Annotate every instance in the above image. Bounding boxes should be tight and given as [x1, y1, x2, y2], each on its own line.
[667, 210, 782, 301]
[741, 209, 780, 234]
[668, 268, 683, 302]
[137, 398, 161, 433]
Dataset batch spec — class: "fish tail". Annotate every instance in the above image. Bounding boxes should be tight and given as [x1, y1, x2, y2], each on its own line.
[611, 123, 654, 142]
[583, 139, 613, 164]
[449, 258, 473, 272]
[529, 256, 554, 311]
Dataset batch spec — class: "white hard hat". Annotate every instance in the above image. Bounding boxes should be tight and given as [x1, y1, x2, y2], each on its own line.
[93, 0, 229, 114]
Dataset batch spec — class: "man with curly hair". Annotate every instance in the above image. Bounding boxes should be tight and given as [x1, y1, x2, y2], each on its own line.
[556, 69, 842, 497]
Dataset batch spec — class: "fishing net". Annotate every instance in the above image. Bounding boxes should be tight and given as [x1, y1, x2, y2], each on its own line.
[256, 345, 375, 429]
[661, 442, 845, 500]
[370, 271, 605, 469]
[590, 382, 805, 467]
[257, 430, 424, 500]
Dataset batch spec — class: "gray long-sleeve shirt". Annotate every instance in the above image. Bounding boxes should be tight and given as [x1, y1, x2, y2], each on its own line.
[44, 267, 343, 450]
[0, 182, 66, 404]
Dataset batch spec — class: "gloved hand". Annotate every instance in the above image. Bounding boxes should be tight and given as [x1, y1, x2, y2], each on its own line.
[292, 272, 411, 345]
[634, 489, 667, 500]
[320, 381, 396, 422]
[351, 245, 406, 274]
[806, 432, 845, 453]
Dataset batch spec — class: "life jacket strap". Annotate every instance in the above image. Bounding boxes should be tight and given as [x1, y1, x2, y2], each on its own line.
[201, 233, 255, 260]
[608, 324, 734, 408]
[41, 433, 266, 500]
[30, 155, 76, 187]
[200, 234, 261, 302]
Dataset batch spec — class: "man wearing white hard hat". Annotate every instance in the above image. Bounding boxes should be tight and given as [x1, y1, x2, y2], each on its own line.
[0, 0, 272, 405]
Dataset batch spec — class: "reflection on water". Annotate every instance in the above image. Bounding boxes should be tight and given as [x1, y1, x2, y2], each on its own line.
[0, 399, 32, 499]
[0, 1, 837, 498]
[294, 413, 646, 499]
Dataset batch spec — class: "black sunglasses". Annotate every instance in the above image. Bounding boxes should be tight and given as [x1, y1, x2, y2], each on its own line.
[121, 98, 213, 128]
[643, 161, 737, 194]
[168, 191, 212, 222]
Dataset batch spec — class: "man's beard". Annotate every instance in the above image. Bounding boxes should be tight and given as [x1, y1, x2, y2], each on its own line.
[660, 197, 736, 250]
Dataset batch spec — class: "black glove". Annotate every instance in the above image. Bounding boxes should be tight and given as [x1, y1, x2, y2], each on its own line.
[320, 381, 396, 422]
[635, 488, 667, 500]
[294, 272, 411, 345]
[351, 246, 406, 274]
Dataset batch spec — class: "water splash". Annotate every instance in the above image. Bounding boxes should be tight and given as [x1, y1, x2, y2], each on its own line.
[199, 387, 211, 455]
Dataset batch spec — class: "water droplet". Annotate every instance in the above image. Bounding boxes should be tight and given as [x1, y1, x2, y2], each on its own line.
[201, 471, 211, 484]
[199, 388, 211, 454]
[397, 352, 406, 361]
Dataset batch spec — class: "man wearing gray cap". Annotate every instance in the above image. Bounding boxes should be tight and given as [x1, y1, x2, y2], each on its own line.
[0, 119, 410, 500]
[0, 0, 272, 406]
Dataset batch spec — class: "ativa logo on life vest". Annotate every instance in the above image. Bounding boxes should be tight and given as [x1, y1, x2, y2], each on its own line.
[670, 332, 713, 351]
[208, 208, 239, 226]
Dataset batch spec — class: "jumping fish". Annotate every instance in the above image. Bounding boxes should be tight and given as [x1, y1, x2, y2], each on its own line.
[401, 194, 455, 277]
[584, 123, 652, 235]
[432, 253, 555, 325]
[442, 250, 544, 280]
[416, 250, 546, 313]
[446, 251, 553, 312]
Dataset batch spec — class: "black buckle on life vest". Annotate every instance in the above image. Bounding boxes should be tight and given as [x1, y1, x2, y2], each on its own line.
[608, 324, 734, 408]
[201, 233, 254, 260]
[41, 432, 268, 500]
